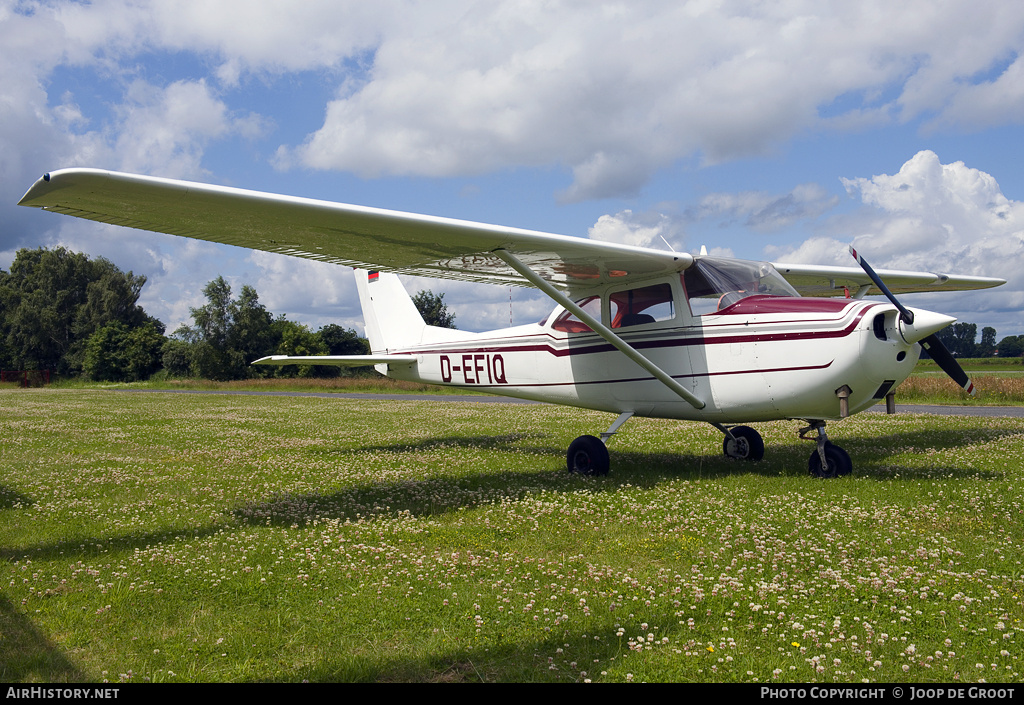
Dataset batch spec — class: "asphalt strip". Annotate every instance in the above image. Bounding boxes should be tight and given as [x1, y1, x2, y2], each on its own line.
[109, 388, 1024, 416]
[111, 388, 540, 404]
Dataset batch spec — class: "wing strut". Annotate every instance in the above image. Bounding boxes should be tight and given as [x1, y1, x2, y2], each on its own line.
[493, 249, 705, 410]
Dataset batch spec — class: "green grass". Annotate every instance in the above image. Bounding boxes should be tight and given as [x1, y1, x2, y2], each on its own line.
[1, 389, 1022, 682]
[915, 358, 1024, 373]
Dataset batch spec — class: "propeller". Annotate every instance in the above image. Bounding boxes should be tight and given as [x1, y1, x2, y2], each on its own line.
[849, 246, 976, 396]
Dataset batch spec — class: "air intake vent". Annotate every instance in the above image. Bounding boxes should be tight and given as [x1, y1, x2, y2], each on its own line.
[873, 313, 887, 341]
[873, 380, 896, 399]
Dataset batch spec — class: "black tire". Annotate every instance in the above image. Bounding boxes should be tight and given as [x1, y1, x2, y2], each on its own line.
[808, 442, 852, 478]
[567, 435, 610, 476]
[722, 425, 765, 461]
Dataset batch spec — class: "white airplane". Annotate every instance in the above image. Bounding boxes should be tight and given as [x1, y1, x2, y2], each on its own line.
[19, 169, 1005, 478]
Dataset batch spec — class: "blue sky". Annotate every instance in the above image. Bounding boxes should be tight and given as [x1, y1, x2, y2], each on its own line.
[4, 0, 1024, 337]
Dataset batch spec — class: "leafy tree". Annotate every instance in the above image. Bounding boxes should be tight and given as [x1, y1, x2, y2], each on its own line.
[173, 277, 280, 380]
[83, 320, 165, 382]
[317, 323, 371, 377]
[978, 326, 997, 357]
[173, 277, 321, 379]
[189, 340, 246, 381]
[230, 284, 276, 364]
[161, 338, 194, 378]
[997, 335, 1024, 358]
[0, 247, 158, 375]
[952, 322, 978, 358]
[412, 289, 457, 328]
[275, 320, 325, 357]
[0, 335, 11, 371]
[190, 276, 234, 350]
[932, 322, 977, 358]
[76, 258, 152, 337]
[271, 319, 328, 377]
[318, 324, 369, 356]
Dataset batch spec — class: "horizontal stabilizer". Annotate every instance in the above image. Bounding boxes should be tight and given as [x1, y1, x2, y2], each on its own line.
[252, 354, 417, 367]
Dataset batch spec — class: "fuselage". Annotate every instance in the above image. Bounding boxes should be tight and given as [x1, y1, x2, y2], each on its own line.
[380, 293, 921, 424]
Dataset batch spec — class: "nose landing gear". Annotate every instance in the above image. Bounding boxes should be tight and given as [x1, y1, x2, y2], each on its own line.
[800, 422, 852, 478]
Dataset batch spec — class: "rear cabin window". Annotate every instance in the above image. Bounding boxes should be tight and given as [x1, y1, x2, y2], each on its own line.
[550, 296, 601, 333]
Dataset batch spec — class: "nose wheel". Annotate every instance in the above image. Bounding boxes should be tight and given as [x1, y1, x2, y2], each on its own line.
[808, 442, 852, 478]
[801, 422, 852, 478]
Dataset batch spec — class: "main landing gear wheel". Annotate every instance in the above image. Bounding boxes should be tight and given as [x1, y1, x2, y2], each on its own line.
[567, 435, 610, 476]
[722, 426, 764, 461]
[808, 442, 852, 478]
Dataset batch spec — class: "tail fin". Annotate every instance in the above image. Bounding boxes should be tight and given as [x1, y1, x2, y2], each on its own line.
[354, 269, 427, 353]
[354, 269, 468, 352]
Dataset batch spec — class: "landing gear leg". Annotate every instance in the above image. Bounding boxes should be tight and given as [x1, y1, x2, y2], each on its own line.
[800, 421, 852, 478]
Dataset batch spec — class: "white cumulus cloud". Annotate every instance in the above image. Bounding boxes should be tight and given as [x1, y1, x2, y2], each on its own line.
[588, 210, 678, 249]
[769, 151, 1024, 333]
[278, 1, 1024, 200]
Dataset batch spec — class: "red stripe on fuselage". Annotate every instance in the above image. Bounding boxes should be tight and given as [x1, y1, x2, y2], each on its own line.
[398, 300, 876, 359]
[471, 360, 836, 389]
[714, 295, 863, 316]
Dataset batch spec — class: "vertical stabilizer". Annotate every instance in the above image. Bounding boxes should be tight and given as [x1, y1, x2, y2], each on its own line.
[354, 269, 428, 353]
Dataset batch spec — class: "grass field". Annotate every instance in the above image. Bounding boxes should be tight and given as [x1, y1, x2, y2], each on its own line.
[1, 389, 1022, 683]
[893, 375, 1024, 406]
[893, 358, 1024, 406]
[915, 358, 1024, 373]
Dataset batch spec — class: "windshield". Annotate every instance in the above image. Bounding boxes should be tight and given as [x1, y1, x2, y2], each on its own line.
[683, 257, 799, 314]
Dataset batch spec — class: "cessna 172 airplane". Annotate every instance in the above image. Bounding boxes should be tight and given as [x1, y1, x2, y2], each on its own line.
[19, 169, 1005, 478]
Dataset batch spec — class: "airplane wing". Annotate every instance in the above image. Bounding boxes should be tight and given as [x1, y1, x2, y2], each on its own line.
[18, 168, 689, 289]
[773, 262, 1005, 298]
[19, 168, 1004, 296]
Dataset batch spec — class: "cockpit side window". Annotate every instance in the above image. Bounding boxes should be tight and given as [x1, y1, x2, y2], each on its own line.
[609, 283, 674, 328]
[682, 257, 800, 315]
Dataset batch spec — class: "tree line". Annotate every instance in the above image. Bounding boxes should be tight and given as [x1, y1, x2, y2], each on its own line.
[931, 322, 1024, 359]
[0, 247, 455, 383]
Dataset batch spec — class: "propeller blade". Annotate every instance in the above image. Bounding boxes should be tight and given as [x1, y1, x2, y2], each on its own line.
[920, 334, 976, 395]
[849, 245, 976, 396]
[849, 246, 914, 325]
